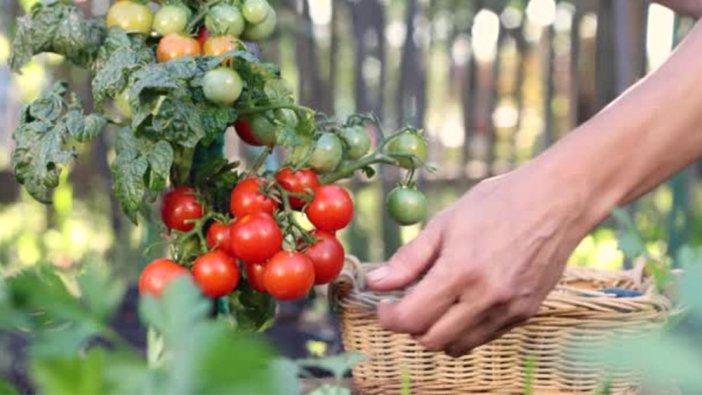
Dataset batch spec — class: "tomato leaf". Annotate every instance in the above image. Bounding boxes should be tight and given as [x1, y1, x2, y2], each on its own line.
[10, 0, 106, 71]
[228, 283, 276, 333]
[0, 379, 18, 395]
[12, 82, 106, 203]
[91, 29, 154, 107]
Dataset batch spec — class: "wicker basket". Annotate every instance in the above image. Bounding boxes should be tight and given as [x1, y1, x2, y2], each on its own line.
[330, 256, 672, 395]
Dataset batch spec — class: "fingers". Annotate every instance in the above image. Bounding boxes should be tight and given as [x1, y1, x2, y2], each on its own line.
[415, 299, 492, 352]
[376, 260, 459, 334]
[366, 221, 443, 291]
[444, 312, 507, 358]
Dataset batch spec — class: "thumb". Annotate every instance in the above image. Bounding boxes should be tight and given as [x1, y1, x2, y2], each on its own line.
[366, 222, 442, 291]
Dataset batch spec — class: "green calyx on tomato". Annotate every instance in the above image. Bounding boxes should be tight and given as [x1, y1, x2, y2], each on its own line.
[242, 6, 277, 41]
[106, 1, 153, 35]
[205, 4, 245, 37]
[386, 186, 427, 226]
[202, 67, 243, 106]
[275, 168, 319, 210]
[387, 131, 428, 169]
[152, 5, 190, 36]
[341, 125, 371, 160]
[308, 133, 343, 173]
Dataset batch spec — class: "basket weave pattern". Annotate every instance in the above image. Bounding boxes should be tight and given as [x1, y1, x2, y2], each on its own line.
[331, 257, 671, 394]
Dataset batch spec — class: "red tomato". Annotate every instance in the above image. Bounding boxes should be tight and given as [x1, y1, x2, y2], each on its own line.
[156, 33, 202, 62]
[263, 251, 315, 301]
[192, 250, 240, 298]
[244, 261, 268, 293]
[206, 222, 233, 255]
[275, 168, 320, 209]
[305, 185, 354, 232]
[304, 231, 345, 285]
[161, 187, 203, 232]
[230, 177, 278, 218]
[139, 258, 191, 297]
[197, 26, 211, 46]
[229, 212, 283, 263]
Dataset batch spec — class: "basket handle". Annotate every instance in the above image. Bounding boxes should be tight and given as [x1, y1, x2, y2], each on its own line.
[329, 256, 398, 310]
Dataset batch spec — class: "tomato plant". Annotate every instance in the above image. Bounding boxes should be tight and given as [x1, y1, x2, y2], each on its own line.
[106, 1, 153, 34]
[8, 0, 430, 336]
[305, 185, 354, 232]
[192, 250, 240, 297]
[263, 251, 315, 301]
[139, 258, 191, 297]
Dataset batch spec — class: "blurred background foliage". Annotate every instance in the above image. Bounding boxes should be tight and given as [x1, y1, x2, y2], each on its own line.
[0, 0, 701, 372]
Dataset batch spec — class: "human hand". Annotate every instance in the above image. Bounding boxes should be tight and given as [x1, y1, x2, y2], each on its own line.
[366, 163, 608, 357]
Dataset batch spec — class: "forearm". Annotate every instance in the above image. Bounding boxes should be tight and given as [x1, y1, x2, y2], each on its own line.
[529, 21, 702, 227]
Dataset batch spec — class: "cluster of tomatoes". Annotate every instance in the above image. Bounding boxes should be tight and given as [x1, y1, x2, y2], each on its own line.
[107, 0, 275, 111]
[139, 167, 354, 302]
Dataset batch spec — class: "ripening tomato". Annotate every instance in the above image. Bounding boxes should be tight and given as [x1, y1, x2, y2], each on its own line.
[263, 251, 315, 301]
[305, 185, 354, 232]
[106, 1, 153, 34]
[244, 261, 267, 293]
[202, 67, 243, 105]
[156, 33, 202, 62]
[206, 222, 233, 254]
[275, 168, 320, 209]
[152, 5, 190, 36]
[161, 187, 203, 232]
[234, 116, 277, 147]
[230, 212, 283, 263]
[304, 231, 345, 285]
[192, 250, 240, 298]
[230, 177, 279, 218]
[197, 26, 210, 46]
[203, 35, 238, 56]
[139, 258, 191, 297]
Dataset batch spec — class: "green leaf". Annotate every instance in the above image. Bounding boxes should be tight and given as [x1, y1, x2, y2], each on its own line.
[10, 0, 106, 71]
[146, 141, 174, 191]
[0, 380, 18, 395]
[268, 358, 301, 395]
[228, 283, 277, 333]
[12, 82, 106, 203]
[297, 352, 365, 381]
[91, 29, 154, 106]
[77, 261, 126, 323]
[32, 347, 110, 395]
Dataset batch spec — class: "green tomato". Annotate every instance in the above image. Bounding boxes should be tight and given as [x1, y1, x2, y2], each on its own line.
[242, 7, 277, 41]
[152, 5, 190, 36]
[309, 133, 343, 173]
[386, 187, 427, 226]
[275, 109, 298, 127]
[202, 68, 243, 106]
[106, 1, 153, 34]
[242, 0, 270, 24]
[205, 4, 245, 37]
[341, 125, 371, 160]
[115, 89, 132, 119]
[387, 132, 428, 169]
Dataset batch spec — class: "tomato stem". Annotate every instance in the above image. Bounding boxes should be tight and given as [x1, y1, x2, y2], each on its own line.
[247, 146, 273, 177]
[237, 102, 316, 117]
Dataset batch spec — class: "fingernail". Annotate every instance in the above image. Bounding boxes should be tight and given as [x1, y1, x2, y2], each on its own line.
[366, 267, 389, 283]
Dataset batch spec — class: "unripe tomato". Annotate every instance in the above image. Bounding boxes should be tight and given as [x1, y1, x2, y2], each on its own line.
[205, 4, 245, 36]
[386, 187, 427, 226]
[242, 7, 277, 41]
[308, 133, 343, 173]
[242, 0, 270, 24]
[202, 68, 243, 105]
[106, 1, 153, 34]
[192, 250, 240, 298]
[203, 35, 238, 56]
[234, 116, 277, 147]
[275, 168, 320, 209]
[206, 222, 233, 254]
[152, 5, 190, 36]
[115, 89, 131, 119]
[230, 177, 279, 218]
[161, 187, 203, 232]
[387, 132, 428, 169]
[139, 258, 191, 297]
[304, 231, 345, 285]
[229, 212, 283, 263]
[244, 261, 267, 293]
[305, 185, 354, 232]
[341, 125, 371, 160]
[156, 33, 202, 62]
[263, 251, 315, 301]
